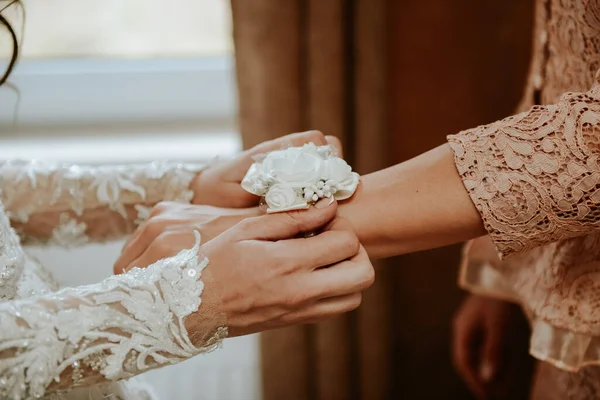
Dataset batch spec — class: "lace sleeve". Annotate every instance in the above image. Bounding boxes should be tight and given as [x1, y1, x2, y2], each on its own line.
[0, 161, 205, 246]
[0, 232, 227, 399]
[448, 71, 600, 258]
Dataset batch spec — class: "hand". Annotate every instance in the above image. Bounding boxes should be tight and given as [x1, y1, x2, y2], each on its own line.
[114, 202, 259, 274]
[114, 199, 375, 337]
[190, 130, 343, 208]
[452, 294, 530, 399]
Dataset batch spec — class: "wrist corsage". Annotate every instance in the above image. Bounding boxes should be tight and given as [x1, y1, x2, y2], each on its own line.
[241, 142, 360, 213]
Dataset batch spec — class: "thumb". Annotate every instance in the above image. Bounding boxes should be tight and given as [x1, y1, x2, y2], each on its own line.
[239, 198, 338, 241]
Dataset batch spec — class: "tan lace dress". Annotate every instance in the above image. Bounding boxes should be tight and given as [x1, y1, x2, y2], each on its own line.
[447, 0, 600, 397]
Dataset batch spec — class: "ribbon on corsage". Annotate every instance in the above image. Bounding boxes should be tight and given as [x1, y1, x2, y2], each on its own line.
[241, 142, 360, 213]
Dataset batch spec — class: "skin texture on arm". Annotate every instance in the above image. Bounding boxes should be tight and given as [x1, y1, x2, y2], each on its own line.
[8, 130, 336, 247]
[341, 76, 600, 259]
[338, 144, 486, 259]
[129, 145, 488, 262]
[119, 75, 600, 264]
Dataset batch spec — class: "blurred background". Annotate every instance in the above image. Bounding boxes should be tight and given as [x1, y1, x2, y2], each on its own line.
[0, 2, 254, 400]
[0, 1, 536, 399]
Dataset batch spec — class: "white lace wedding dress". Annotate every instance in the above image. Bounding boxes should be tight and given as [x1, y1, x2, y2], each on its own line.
[0, 161, 228, 400]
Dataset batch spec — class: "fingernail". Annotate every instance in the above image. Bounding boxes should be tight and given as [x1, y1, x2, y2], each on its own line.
[315, 197, 335, 209]
[479, 361, 495, 382]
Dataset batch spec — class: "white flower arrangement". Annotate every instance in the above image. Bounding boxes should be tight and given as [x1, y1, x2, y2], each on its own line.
[241, 143, 360, 213]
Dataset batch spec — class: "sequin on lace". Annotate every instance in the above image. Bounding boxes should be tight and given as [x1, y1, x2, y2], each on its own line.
[0, 232, 226, 400]
[0, 159, 227, 399]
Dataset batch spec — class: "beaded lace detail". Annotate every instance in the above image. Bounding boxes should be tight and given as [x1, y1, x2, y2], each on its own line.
[0, 204, 26, 301]
[0, 233, 226, 400]
[0, 159, 229, 399]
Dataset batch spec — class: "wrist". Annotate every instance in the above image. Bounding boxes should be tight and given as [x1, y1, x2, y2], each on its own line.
[189, 170, 211, 205]
[337, 173, 390, 259]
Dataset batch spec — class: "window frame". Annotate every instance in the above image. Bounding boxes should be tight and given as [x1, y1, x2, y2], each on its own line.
[0, 55, 241, 163]
[0, 55, 236, 131]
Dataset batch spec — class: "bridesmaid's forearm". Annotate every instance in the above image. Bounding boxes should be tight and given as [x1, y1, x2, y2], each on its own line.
[339, 144, 486, 259]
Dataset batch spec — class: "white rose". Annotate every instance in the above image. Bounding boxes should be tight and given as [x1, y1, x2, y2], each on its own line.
[323, 158, 353, 182]
[265, 184, 301, 211]
[241, 143, 360, 208]
[262, 148, 324, 184]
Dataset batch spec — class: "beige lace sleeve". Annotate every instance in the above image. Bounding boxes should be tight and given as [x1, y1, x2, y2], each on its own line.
[0, 161, 205, 246]
[0, 232, 227, 399]
[448, 71, 600, 258]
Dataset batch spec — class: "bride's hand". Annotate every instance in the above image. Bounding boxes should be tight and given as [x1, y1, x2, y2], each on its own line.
[114, 202, 258, 274]
[190, 130, 343, 208]
[114, 199, 374, 336]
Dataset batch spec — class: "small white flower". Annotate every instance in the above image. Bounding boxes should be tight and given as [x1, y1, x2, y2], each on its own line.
[323, 158, 353, 183]
[241, 142, 360, 213]
[265, 184, 299, 211]
[262, 151, 324, 184]
[252, 182, 266, 194]
[304, 188, 314, 200]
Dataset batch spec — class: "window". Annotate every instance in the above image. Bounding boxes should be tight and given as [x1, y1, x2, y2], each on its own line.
[0, 5, 258, 399]
[0, 0, 240, 163]
[10, 0, 233, 59]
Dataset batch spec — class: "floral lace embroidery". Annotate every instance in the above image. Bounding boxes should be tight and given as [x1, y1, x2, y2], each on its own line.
[449, 84, 600, 258]
[49, 215, 89, 248]
[452, 0, 600, 397]
[0, 160, 205, 246]
[0, 232, 226, 400]
[541, 0, 600, 104]
[0, 204, 26, 301]
[532, 363, 600, 400]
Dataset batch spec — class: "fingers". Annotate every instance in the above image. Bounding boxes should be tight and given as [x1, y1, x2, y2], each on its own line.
[279, 292, 363, 326]
[323, 214, 357, 235]
[452, 314, 486, 399]
[212, 181, 261, 209]
[126, 230, 198, 271]
[223, 131, 344, 208]
[115, 202, 262, 274]
[234, 198, 338, 241]
[231, 131, 327, 180]
[114, 227, 151, 274]
[231, 130, 340, 181]
[248, 130, 328, 157]
[272, 224, 361, 271]
[480, 322, 504, 384]
[228, 292, 364, 337]
[114, 216, 171, 274]
[306, 245, 374, 298]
